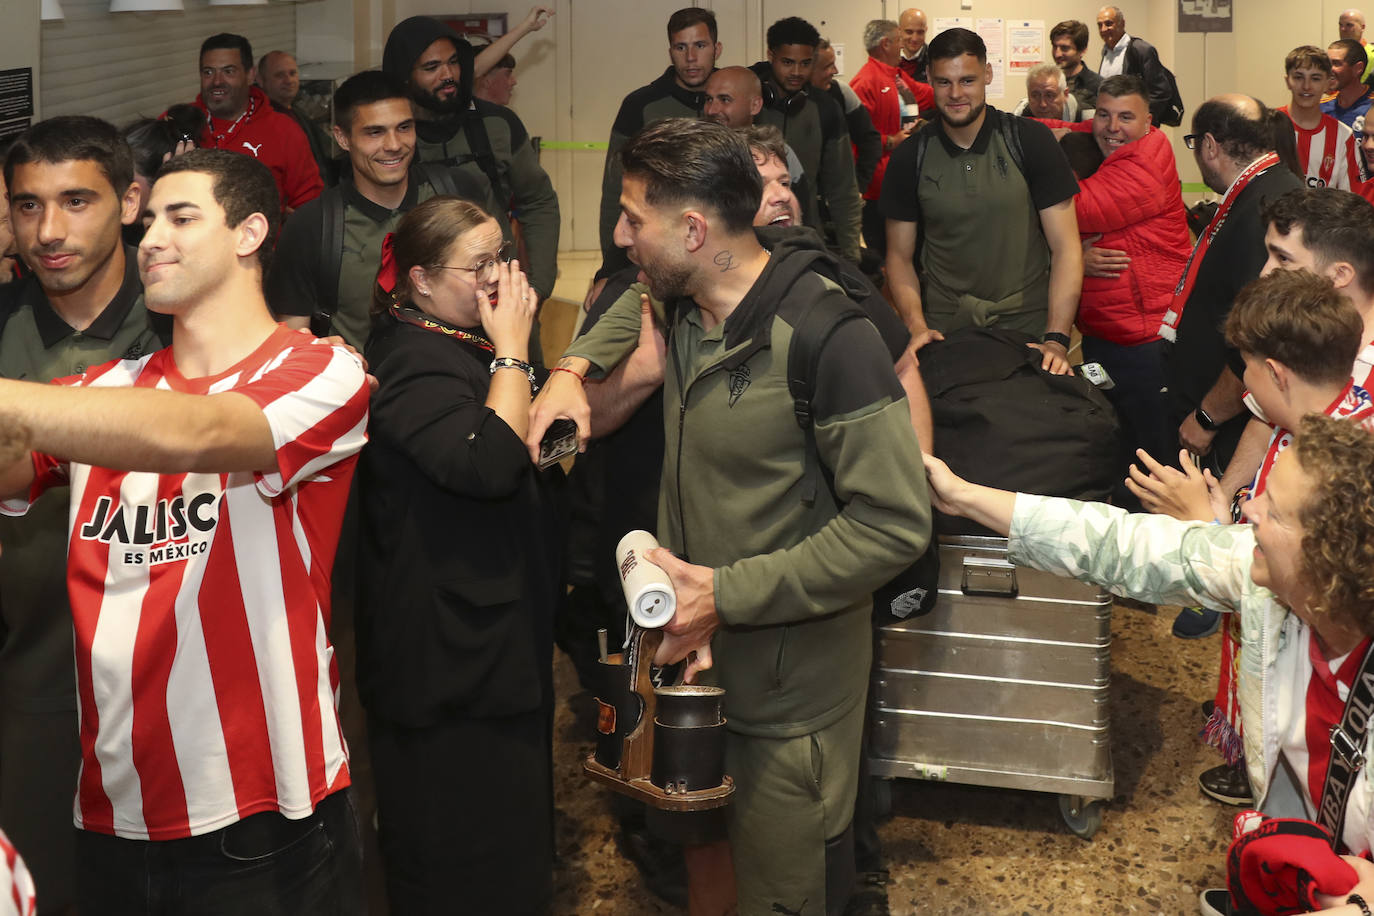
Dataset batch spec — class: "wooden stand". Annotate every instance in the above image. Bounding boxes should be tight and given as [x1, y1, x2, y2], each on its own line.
[582, 627, 735, 811]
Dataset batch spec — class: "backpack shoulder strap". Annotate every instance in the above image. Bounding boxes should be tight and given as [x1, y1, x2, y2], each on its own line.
[995, 108, 1026, 175]
[417, 161, 459, 197]
[461, 114, 507, 203]
[314, 188, 345, 336]
[786, 292, 867, 505]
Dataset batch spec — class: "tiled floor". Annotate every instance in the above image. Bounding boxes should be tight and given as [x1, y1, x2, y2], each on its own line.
[546, 600, 1233, 915]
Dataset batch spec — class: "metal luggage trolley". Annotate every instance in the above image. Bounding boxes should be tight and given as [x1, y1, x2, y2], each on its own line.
[868, 535, 1114, 838]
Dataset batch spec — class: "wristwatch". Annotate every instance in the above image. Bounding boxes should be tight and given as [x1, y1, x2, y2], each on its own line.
[1041, 331, 1071, 349]
[1194, 406, 1220, 432]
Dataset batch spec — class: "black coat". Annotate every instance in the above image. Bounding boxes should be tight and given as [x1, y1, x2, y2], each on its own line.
[1116, 37, 1184, 127]
[355, 312, 560, 728]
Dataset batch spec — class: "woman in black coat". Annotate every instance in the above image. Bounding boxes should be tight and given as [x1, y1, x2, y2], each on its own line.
[356, 196, 559, 914]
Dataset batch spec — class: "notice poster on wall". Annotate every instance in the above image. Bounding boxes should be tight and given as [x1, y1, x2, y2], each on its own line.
[977, 18, 1007, 98]
[0, 68, 33, 144]
[1006, 20, 1046, 85]
[1179, 0, 1232, 32]
[931, 16, 973, 41]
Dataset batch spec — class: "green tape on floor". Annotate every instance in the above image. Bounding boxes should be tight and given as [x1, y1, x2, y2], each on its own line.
[538, 141, 609, 150]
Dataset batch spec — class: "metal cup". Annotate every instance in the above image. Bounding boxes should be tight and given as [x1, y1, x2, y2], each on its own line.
[651, 719, 727, 793]
[653, 685, 724, 728]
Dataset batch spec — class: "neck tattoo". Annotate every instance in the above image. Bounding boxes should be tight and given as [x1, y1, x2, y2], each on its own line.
[714, 250, 737, 272]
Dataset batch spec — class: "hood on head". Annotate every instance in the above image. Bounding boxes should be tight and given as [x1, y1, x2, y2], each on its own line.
[382, 15, 476, 114]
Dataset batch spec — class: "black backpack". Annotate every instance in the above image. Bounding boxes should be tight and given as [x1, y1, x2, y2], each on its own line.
[784, 279, 941, 623]
[310, 162, 467, 337]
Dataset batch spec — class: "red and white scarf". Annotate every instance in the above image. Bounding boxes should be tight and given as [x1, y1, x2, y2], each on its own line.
[1160, 152, 1280, 342]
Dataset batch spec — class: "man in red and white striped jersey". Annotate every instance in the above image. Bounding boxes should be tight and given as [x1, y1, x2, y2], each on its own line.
[0, 149, 368, 914]
[1281, 45, 1366, 191]
[1215, 187, 1374, 502]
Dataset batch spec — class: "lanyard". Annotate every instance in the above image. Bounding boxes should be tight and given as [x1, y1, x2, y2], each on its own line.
[388, 304, 493, 353]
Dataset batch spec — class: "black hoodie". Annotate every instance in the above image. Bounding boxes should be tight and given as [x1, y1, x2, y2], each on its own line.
[596, 67, 707, 279]
[748, 61, 863, 264]
[381, 16, 560, 300]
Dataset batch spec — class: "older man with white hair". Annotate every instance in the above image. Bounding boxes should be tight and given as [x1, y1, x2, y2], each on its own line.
[851, 18, 933, 257]
[1014, 62, 1087, 122]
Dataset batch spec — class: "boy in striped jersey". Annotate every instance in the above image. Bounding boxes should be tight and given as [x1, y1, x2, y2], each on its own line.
[1282, 45, 1366, 191]
[1212, 188, 1374, 507]
[0, 149, 368, 914]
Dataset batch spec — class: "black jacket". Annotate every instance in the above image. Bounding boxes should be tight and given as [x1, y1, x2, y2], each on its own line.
[1115, 37, 1184, 127]
[356, 312, 561, 727]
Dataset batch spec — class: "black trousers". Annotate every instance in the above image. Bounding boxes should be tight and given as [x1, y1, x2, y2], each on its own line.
[369, 709, 553, 915]
[75, 789, 363, 916]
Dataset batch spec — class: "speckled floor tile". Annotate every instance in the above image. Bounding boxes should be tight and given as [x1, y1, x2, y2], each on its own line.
[542, 602, 1235, 915]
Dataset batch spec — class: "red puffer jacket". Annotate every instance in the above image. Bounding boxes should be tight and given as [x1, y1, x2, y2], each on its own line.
[1046, 121, 1192, 345]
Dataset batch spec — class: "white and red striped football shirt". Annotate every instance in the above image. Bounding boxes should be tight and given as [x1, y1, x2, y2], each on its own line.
[0, 830, 36, 916]
[1250, 380, 1374, 495]
[1354, 340, 1374, 390]
[1284, 108, 1365, 190]
[1, 326, 368, 840]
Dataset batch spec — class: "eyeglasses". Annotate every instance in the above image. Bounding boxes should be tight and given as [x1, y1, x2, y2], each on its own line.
[435, 242, 513, 281]
[1183, 134, 1202, 150]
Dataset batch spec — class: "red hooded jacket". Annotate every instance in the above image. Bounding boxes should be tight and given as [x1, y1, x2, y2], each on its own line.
[1045, 119, 1191, 345]
[193, 86, 324, 212]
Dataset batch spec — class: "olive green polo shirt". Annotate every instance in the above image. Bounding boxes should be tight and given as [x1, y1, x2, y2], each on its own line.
[880, 108, 1079, 338]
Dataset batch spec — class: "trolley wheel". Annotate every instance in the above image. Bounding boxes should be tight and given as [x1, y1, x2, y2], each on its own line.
[1058, 794, 1104, 839]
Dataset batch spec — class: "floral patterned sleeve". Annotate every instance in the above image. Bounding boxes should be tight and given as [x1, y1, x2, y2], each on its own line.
[1007, 494, 1256, 613]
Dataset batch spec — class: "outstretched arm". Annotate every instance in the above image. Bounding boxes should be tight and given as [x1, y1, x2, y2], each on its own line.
[922, 452, 1015, 535]
[472, 6, 553, 79]
[0, 380, 276, 488]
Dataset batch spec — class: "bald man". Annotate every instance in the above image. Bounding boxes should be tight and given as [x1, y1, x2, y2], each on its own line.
[1340, 10, 1374, 84]
[701, 67, 810, 218]
[897, 8, 929, 83]
[1169, 94, 1304, 472]
[701, 66, 763, 129]
[1095, 6, 1183, 125]
[257, 50, 338, 186]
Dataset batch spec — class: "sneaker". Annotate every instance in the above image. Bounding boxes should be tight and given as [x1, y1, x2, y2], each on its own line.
[1202, 699, 1215, 719]
[1173, 606, 1222, 639]
[843, 869, 891, 916]
[1198, 763, 1254, 806]
[1199, 887, 1231, 915]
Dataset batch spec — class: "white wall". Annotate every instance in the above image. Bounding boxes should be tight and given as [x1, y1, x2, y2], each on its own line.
[39, 0, 296, 126]
[0, 3, 41, 123]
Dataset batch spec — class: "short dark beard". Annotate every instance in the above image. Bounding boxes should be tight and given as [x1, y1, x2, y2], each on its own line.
[939, 100, 986, 129]
[410, 85, 464, 116]
[642, 261, 693, 302]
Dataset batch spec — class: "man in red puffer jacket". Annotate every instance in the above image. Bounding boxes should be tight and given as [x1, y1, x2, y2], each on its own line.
[1040, 73, 1191, 503]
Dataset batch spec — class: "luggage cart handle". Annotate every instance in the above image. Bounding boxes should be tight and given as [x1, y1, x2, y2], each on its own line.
[961, 557, 1018, 598]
